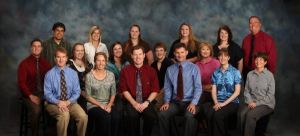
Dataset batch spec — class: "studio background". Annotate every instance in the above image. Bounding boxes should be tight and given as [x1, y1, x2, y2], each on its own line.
[0, 0, 299, 135]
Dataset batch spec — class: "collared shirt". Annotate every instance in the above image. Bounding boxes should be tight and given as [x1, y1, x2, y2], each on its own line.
[244, 68, 275, 109]
[195, 57, 220, 86]
[242, 31, 277, 73]
[151, 57, 174, 89]
[106, 61, 129, 87]
[42, 38, 72, 66]
[164, 61, 202, 105]
[212, 65, 241, 103]
[44, 66, 80, 104]
[18, 55, 51, 97]
[85, 70, 116, 110]
[119, 64, 159, 99]
[84, 42, 109, 65]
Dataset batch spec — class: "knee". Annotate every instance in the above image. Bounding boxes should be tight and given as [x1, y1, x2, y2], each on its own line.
[184, 111, 195, 119]
[158, 111, 171, 119]
[57, 112, 70, 122]
[78, 112, 88, 122]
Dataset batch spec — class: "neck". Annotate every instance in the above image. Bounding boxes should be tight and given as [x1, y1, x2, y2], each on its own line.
[114, 56, 121, 63]
[256, 67, 264, 73]
[158, 56, 165, 63]
[135, 63, 143, 68]
[181, 36, 189, 40]
[221, 63, 229, 71]
[221, 40, 228, 44]
[33, 54, 40, 59]
[95, 68, 105, 73]
[54, 38, 61, 45]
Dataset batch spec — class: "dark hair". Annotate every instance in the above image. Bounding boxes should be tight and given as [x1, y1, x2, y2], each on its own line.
[109, 41, 127, 64]
[55, 47, 68, 57]
[154, 42, 167, 51]
[124, 24, 142, 55]
[249, 16, 262, 23]
[131, 45, 145, 54]
[218, 48, 230, 57]
[94, 52, 108, 64]
[52, 22, 66, 31]
[173, 43, 188, 52]
[254, 52, 268, 62]
[216, 25, 233, 45]
[30, 38, 42, 46]
[71, 43, 89, 67]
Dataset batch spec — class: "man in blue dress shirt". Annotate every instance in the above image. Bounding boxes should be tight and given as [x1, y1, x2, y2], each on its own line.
[158, 43, 202, 136]
[44, 47, 87, 136]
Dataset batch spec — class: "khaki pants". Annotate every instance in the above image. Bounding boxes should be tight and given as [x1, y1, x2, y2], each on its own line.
[45, 103, 88, 136]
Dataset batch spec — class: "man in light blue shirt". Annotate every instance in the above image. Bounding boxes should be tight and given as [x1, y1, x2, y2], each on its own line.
[44, 47, 87, 136]
[158, 43, 202, 136]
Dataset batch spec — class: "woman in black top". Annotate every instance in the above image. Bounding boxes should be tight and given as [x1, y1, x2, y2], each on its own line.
[67, 43, 92, 112]
[213, 25, 243, 73]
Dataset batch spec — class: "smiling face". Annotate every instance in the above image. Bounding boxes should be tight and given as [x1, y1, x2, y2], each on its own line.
[31, 41, 42, 57]
[53, 27, 65, 41]
[91, 29, 101, 41]
[180, 25, 190, 38]
[95, 54, 107, 70]
[249, 17, 262, 35]
[130, 26, 140, 40]
[131, 48, 145, 66]
[220, 29, 229, 42]
[174, 47, 188, 63]
[73, 44, 85, 60]
[113, 44, 123, 58]
[218, 53, 230, 65]
[255, 57, 267, 69]
[200, 45, 211, 58]
[155, 47, 167, 61]
[55, 51, 68, 68]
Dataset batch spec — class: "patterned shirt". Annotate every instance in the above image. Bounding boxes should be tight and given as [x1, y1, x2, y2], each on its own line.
[211, 65, 241, 103]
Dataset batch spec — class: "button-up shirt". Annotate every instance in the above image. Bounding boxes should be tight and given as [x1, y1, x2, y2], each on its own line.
[119, 64, 159, 99]
[164, 61, 202, 105]
[244, 68, 275, 109]
[212, 65, 241, 103]
[18, 55, 51, 97]
[44, 66, 80, 104]
[84, 42, 109, 65]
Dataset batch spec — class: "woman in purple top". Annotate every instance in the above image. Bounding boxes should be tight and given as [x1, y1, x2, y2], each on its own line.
[196, 42, 220, 104]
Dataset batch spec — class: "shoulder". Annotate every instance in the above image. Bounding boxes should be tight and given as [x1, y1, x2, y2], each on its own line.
[100, 42, 107, 47]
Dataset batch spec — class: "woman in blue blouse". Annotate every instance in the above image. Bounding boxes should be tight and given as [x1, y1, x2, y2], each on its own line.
[204, 48, 242, 136]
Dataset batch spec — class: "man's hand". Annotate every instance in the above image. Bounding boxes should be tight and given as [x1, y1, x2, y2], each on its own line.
[133, 102, 142, 112]
[139, 101, 149, 112]
[57, 101, 69, 112]
[248, 102, 256, 109]
[213, 103, 221, 111]
[29, 95, 40, 105]
[160, 103, 170, 111]
[187, 103, 197, 114]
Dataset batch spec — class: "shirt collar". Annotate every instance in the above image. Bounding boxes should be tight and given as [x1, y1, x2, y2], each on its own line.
[176, 60, 189, 68]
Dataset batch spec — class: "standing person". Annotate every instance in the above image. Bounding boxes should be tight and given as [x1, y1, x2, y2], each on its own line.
[238, 52, 275, 136]
[242, 16, 277, 80]
[119, 46, 159, 136]
[106, 41, 129, 136]
[213, 25, 243, 73]
[159, 43, 202, 136]
[204, 48, 242, 136]
[85, 52, 116, 136]
[18, 38, 51, 136]
[123, 24, 154, 65]
[151, 42, 173, 109]
[67, 43, 93, 112]
[84, 25, 109, 66]
[168, 22, 199, 63]
[44, 47, 88, 136]
[42, 22, 72, 66]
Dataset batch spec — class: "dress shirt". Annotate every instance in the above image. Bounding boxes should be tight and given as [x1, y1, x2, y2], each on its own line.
[119, 64, 159, 99]
[18, 55, 51, 97]
[244, 68, 275, 109]
[84, 42, 109, 65]
[44, 66, 80, 104]
[164, 61, 202, 105]
[212, 65, 241, 103]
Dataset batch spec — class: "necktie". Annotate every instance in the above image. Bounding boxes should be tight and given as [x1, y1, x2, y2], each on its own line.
[36, 58, 42, 96]
[60, 70, 67, 100]
[176, 64, 183, 100]
[136, 70, 143, 103]
[248, 34, 255, 69]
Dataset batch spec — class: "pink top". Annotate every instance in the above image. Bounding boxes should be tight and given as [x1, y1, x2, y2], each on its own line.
[195, 57, 220, 85]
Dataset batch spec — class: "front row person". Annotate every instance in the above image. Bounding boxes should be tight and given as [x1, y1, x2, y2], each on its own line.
[44, 47, 88, 136]
[158, 43, 202, 136]
[119, 46, 159, 136]
[238, 52, 275, 136]
[204, 48, 242, 136]
[85, 52, 116, 136]
[18, 38, 51, 136]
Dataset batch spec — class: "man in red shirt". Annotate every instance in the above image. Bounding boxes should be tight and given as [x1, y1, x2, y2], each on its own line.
[119, 45, 159, 136]
[242, 16, 277, 79]
[18, 38, 51, 136]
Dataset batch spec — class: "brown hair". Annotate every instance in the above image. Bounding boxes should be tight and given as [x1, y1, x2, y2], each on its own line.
[218, 48, 229, 57]
[71, 43, 89, 67]
[173, 43, 188, 52]
[109, 41, 127, 64]
[254, 52, 268, 62]
[124, 24, 142, 54]
[216, 25, 233, 45]
[131, 45, 145, 54]
[197, 42, 214, 60]
[154, 42, 167, 51]
[55, 47, 68, 57]
[178, 22, 198, 52]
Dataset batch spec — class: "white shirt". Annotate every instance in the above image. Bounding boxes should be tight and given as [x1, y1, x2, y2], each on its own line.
[84, 42, 109, 65]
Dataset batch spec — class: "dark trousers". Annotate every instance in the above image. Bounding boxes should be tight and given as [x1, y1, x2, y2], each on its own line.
[158, 101, 199, 136]
[125, 101, 157, 136]
[204, 102, 238, 136]
[23, 97, 42, 136]
[87, 107, 111, 136]
[111, 94, 124, 136]
[238, 104, 273, 136]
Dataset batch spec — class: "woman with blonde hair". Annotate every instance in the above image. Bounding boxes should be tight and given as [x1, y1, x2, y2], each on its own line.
[84, 25, 109, 65]
[168, 22, 199, 62]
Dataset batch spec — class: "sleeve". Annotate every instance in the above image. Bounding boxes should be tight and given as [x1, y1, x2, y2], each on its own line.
[244, 73, 253, 104]
[234, 69, 242, 85]
[266, 37, 277, 74]
[119, 68, 128, 93]
[103, 43, 109, 59]
[163, 68, 172, 103]
[85, 73, 92, 98]
[150, 68, 160, 93]
[110, 73, 117, 96]
[191, 66, 202, 105]
[18, 62, 31, 97]
[211, 71, 217, 85]
[256, 74, 275, 106]
[69, 71, 81, 103]
[44, 72, 59, 104]
[234, 42, 243, 61]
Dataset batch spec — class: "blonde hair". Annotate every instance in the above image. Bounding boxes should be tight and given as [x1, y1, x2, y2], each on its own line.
[88, 25, 102, 43]
[197, 42, 214, 60]
[178, 23, 198, 52]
